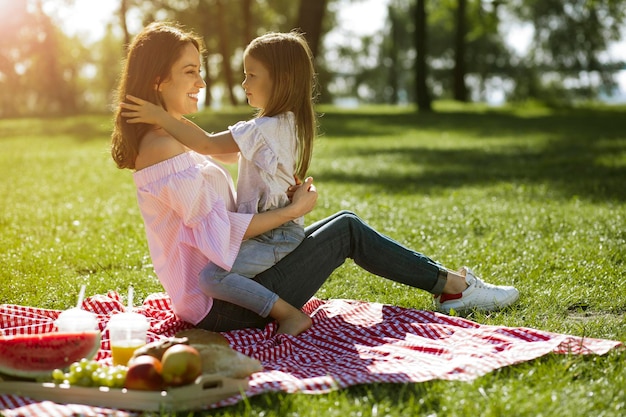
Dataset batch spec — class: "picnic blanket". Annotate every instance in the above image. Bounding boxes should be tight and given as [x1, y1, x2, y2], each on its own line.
[0, 291, 622, 416]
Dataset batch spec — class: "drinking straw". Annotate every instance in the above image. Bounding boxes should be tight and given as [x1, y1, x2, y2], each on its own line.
[127, 285, 134, 310]
[76, 284, 86, 309]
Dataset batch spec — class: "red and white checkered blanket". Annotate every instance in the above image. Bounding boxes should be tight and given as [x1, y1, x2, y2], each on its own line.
[1, 292, 622, 416]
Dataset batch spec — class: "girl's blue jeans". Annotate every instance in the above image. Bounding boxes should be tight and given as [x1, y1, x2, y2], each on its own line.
[196, 210, 446, 332]
[199, 222, 304, 318]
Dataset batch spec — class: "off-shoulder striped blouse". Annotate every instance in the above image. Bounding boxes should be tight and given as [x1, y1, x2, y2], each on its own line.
[133, 151, 253, 324]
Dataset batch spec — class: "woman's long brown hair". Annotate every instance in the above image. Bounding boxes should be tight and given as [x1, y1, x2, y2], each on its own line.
[110, 22, 202, 170]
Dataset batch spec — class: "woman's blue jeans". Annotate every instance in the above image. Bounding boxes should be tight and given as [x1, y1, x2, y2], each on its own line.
[196, 210, 446, 332]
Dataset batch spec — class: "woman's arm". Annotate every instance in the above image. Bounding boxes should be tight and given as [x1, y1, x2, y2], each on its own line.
[244, 177, 317, 239]
[121, 95, 240, 155]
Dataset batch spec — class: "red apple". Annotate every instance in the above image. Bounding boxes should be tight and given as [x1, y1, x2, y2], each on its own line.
[160, 344, 202, 386]
[124, 355, 164, 391]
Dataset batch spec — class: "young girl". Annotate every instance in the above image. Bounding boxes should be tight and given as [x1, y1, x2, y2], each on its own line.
[122, 31, 317, 336]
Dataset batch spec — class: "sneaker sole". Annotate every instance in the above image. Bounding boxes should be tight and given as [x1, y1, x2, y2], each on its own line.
[437, 290, 520, 314]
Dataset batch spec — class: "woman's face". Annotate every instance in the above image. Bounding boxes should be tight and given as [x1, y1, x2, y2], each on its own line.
[242, 54, 273, 110]
[157, 42, 205, 119]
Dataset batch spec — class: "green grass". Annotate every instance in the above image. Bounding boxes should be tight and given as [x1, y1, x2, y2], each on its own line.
[1, 102, 625, 416]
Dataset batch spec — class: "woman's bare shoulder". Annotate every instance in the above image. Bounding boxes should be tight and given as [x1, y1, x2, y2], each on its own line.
[135, 129, 187, 170]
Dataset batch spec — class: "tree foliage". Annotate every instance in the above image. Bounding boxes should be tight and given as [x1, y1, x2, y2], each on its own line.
[349, 0, 625, 106]
[0, 1, 88, 117]
[507, 0, 626, 104]
[1, 0, 625, 116]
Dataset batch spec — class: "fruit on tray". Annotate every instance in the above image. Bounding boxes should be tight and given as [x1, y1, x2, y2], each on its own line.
[160, 344, 202, 386]
[175, 329, 262, 378]
[0, 330, 101, 379]
[124, 355, 165, 391]
[125, 342, 202, 390]
[129, 336, 189, 362]
[51, 358, 127, 388]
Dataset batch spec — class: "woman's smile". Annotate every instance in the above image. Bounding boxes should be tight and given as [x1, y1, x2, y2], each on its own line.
[158, 43, 205, 119]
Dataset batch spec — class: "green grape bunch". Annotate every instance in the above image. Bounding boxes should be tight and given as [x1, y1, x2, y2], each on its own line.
[51, 358, 128, 389]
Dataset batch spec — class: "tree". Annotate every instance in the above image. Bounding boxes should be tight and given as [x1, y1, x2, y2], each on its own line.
[94, 24, 126, 110]
[124, 0, 316, 108]
[452, 0, 467, 101]
[296, 0, 328, 58]
[120, 0, 131, 51]
[0, 1, 32, 117]
[509, 0, 626, 103]
[370, 0, 415, 105]
[387, 4, 401, 104]
[414, 0, 432, 111]
[242, 0, 254, 44]
[0, 0, 88, 116]
[216, 0, 238, 106]
[122, 0, 240, 108]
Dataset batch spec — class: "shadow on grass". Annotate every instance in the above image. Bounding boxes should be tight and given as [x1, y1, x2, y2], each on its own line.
[4, 107, 623, 203]
[315, 108, 626, 203]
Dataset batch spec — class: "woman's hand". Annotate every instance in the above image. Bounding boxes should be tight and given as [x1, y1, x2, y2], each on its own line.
[244, 177, 318, 239]
[120, 95, 166, 125]
[286, 176, 302, 202]
[289, 176, 317, 216]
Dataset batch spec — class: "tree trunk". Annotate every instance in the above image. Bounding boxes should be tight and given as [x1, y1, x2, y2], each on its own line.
[242, 0, 254, 45]
[388, 5, 400, 104]
[202, 49, 213, 108]
[197, 1, 214, 108]
[453, 0, 467, 101]
[414, 0, 432, 112]
[296, 0, 327, 58]
[120, 0, 130, 51]
[216, 0, 238, 106]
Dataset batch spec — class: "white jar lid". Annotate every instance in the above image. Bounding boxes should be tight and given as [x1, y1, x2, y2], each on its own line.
[106, 312, 149, 331]
[55, 308, 98, 332]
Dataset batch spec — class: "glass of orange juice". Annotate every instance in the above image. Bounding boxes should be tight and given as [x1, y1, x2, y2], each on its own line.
[107, 312, 149, 366]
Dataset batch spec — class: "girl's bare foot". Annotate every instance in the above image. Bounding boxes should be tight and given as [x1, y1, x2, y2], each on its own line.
[270, 298, 312, 336]
[277, 311, 312, 336]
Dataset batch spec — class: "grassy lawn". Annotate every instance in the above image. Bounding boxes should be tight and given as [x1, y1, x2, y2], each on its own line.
[1, 103, 625, 416]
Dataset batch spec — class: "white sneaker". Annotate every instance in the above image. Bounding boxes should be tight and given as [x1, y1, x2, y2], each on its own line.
[434, 267, 519, 314]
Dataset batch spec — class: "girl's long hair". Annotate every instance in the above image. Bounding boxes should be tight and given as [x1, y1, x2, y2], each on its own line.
[111, 22, 202, 170]
[245, 31, 318, 181]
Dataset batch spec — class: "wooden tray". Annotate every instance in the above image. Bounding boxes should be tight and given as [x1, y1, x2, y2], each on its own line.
[0, 373, 248, 412]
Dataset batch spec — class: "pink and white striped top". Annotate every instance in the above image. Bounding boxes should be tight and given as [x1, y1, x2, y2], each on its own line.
[133, 151, 253, 324]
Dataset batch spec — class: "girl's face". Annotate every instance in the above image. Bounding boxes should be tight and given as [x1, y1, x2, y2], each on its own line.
[157, 43, 205, 119]
[242, 54, 272, 110]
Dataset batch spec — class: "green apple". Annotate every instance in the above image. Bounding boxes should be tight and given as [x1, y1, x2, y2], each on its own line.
[160, 344, 202, 386]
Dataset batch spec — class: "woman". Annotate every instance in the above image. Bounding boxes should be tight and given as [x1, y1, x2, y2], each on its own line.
[120, 31, 319, 336]
[111, 22, 519, 333]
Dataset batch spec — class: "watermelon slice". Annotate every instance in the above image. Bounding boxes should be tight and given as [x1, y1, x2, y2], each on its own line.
[0, 330, 101, 380]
